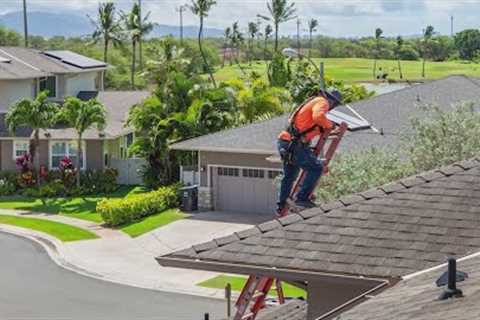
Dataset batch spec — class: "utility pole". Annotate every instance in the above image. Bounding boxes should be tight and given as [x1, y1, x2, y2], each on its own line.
[23, 0, 29, 47]
[450, 15, 454, 37]
[176, 5, 187, 45]
[296, 18, 301, 53]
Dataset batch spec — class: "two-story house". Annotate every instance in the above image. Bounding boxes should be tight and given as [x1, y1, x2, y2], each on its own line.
[0, 47, 149, 184]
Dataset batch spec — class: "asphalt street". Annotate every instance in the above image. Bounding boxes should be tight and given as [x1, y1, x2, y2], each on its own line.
[0, 232, 225, 320]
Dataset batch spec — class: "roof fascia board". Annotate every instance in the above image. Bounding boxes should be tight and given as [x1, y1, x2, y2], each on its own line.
[156, 256, 392, 286]
[170, 145, 275, 155]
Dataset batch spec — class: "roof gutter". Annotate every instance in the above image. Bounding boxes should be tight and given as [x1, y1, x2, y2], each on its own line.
[156, 256, 393, 286]
[170, 145, 275, 155]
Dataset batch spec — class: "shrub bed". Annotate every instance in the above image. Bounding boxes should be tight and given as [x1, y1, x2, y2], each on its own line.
[97, 185, 178, 226]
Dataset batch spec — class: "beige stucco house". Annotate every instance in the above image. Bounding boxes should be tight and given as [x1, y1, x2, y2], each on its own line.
[0, 47, 149, 184]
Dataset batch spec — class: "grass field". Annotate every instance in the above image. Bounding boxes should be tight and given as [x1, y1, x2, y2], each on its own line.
[120, 209, 190, 237]
[215, 58, 480, 83]
[0, 186, 142, 223]
[197, 275, 306, 299]
[0, 215, 98, 241]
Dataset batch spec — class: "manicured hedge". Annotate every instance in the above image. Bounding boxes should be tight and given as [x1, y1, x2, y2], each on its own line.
[97, 185, 178, 226]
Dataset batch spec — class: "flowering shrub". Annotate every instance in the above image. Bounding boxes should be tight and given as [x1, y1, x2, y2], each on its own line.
[15, 154, 36, 187]
[59, 156, 76, 188]
[0, 172, 17, 196]
[81, 168, 118, 194]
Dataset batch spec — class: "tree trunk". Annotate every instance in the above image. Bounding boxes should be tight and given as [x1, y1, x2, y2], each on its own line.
[139, 37, 143, 70]
[397, 59, 403, 79]
[373, 59, 377, 79]
[198, 16, 217, 87]
[222, 41, 227, 68]
[264, 38, 267, 60]
[274, 23, 279, 52]
[76, 135, 82, 188]
[422, 58, 426, 78]
[33, 130, 40, 186]
[103, 37, 109, 63]
[309, 31, 313, 58]
[131, 39, 136, 89]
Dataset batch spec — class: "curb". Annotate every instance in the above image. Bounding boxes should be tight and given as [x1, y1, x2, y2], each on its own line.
[0, 225, 225, 300]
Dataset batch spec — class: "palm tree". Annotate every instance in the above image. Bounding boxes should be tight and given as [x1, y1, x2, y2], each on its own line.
[222, 27, 231, 67]
[6, 92, 59, 185]
[395, 36, 404, 79]
[122, 3, 154, 89]
[307, 18, 318, 58]
[88, 2, 123, 64]
[422, 25, 435, 78]
[59, 97, 107, 187]
[258, 0, 297, 52]
[230, 22, 246, 74]
[373, 27, 383, 79]
[247, 21, 259, 64]
[189, 0, 217, 88]
[263, 24, 273, 60]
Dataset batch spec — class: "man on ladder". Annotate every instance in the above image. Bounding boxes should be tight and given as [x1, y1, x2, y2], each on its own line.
[276, 89, 342, 215]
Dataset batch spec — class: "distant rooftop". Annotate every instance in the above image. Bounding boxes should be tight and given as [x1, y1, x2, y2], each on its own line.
[0, 47, 107, 80]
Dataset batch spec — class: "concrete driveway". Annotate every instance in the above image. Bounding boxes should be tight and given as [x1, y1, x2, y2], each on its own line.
[0, 232, 225, 320]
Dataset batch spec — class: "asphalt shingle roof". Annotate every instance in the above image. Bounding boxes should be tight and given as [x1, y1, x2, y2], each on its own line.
[0, 47, 106, 80]
[257, 299, 307, 320]
[170, 75, 480, 155]
[0, 91, 150, 140]
[158, 158, 480, 279]
[335, 254, 480, 320]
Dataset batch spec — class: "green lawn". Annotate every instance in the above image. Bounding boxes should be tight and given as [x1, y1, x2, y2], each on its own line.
[0, 186, 145, 223]
[120, 209, 190, 237]
[197, 275, 306, 299]
[215, 58, 480, 83]
[0, 215, 98, 241]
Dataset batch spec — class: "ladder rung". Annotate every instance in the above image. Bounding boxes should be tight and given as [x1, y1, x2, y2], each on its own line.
[241, 313, 254, 320]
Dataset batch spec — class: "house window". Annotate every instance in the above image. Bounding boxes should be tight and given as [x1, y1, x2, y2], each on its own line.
[13, 140, 29, 159]
[217, 167, 239, 177]
[242, 169, 265, 179]
[39, 76, 57, 98]
[120, 133, 135, 159]
[268, 170, 281, 179]
[50, 141, 85, 170]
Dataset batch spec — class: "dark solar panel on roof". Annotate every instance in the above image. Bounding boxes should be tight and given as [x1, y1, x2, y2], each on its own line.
[43, 50, 106, 69]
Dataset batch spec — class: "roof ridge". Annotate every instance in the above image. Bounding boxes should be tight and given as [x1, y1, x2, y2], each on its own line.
[187, 157, 480, 255]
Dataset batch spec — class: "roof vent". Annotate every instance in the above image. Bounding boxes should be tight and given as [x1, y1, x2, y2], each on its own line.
[0, 57, 11, 63]
[436, 258, 467, 300]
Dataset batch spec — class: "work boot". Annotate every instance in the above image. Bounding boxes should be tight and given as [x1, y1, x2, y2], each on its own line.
[294, 199, 317, 209]
[275, 205, 287, 218]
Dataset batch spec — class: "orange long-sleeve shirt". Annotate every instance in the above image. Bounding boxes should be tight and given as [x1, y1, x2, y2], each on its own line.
[279, 96, 333, 142]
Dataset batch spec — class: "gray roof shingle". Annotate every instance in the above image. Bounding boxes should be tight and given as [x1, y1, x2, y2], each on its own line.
[257, 299, 307, 320]
[170, 75, 480, 155]
[0, 47, 106, 80]
[158, 158, 480, 279]
[0, 91, 150, 139]
[335, 254, 480, 320]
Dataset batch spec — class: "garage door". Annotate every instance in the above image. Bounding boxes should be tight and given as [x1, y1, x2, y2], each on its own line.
[213, 167, 281, 214]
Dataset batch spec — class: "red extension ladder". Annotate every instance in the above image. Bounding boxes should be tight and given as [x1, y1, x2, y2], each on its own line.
[233, 122, 348, 320]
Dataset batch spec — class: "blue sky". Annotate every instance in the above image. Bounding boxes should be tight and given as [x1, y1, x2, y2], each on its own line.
[1, 0, 480, 37]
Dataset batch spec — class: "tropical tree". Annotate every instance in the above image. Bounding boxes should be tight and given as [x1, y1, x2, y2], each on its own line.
[58, 97, 107, 187]
[230, 22, 246, 74]
[6, 92, 59, 185]
[307, 18, 318, 58]
[422, 25, 435, 78]
[88, 2, 123, 64]
[189, 0, 217, 87]
[264, 24, 273, 60]
[373, 27, 383, 79]
[122, 2, 154, 88]
[222, 26, 232, 67]
[454, 29, 480, 60]
[395, 36, 404, 79]
[258, 0, 297, 52]
[247, 21, 260, 64]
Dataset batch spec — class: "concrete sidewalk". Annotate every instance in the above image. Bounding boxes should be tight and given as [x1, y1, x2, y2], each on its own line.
[0, 209, 256, 298]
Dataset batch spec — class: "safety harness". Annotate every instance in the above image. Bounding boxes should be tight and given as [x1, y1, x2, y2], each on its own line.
[280, 95, 326, 164]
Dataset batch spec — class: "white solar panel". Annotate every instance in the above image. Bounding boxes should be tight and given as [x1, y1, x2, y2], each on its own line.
[43, 50, 106, 69]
